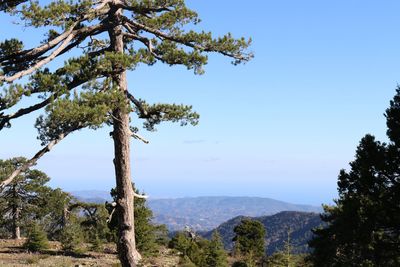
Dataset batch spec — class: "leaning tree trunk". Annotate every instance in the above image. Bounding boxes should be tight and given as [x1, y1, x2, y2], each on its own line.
[109, 4, 141, 267]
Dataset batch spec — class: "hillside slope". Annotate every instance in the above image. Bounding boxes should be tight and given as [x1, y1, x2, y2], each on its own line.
[202, 211, 323, 255]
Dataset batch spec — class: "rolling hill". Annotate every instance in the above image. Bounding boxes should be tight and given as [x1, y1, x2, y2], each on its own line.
[202, 211, 323, 255]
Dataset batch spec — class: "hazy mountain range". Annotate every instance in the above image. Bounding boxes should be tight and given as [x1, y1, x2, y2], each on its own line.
[71, 191, 322, 231]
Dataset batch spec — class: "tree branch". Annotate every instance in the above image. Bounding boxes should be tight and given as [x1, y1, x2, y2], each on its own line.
[0, 31, 76, 82]
[115, 2, 171, 14]
[0, 131, 70, 190]
[126, 91, 147, 117]
[0, 72, 102, 131]
[0, 0, 111, 81]
[122, 16, 251, 62]
[133, 191, 148, 199]
[131, 131, 149, 144]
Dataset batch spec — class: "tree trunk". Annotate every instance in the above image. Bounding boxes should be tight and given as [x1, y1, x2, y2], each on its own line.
[12, 184, 20, 240]
[12, 206, 20, 240]
[109, 4, 141, 267]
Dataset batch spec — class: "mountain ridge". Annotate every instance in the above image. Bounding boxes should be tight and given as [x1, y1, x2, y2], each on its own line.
[201, 211, 322, 255]
[70, 191, 322, 231]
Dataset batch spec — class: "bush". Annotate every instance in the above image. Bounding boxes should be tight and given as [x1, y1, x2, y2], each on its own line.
[232, 261, 248, 267]
[90, 235, 104, 252]
[24, 223, 49, 252]
[59, 223, 85, 253]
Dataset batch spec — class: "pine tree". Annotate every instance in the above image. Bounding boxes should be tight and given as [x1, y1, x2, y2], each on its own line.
[0, 157, 51, 239]
[233, 219, 266, 260]
[24, 223, 50, 252]
[232, 219, 266, 267]
[0, 1, 252, 265]
[205, 231, 228, 267]
[38, 188, 75, 239]
[309, 87, 400, 266]
[59, 221, 86, 254]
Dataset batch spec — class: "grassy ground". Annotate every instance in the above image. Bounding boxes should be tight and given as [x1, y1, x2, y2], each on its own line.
[0, 239, 180, 267]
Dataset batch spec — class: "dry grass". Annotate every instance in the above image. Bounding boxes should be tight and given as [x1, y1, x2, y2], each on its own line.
[0, 238, 119, 266]
[0, 239, 181, 267]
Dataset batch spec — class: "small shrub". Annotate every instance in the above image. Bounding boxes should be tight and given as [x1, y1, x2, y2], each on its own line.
[24, 223, 49, 252]
[232, 261, 248, 267]
[59, 223, 85, 253]
[90, 236, 103, 252]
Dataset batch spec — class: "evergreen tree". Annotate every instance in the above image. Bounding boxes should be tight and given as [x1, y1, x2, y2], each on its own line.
[59, 220, 86, 254]
[38, 188, 75, 239]
[204, 231, 228, 267]
[309, 88, 400, 266]
[0, 157, 51, 239]
[169, 231, 192, 257]
[78, 202, 113, 244]
[169, 231, 210, 266]
[24, 222, 50, 252]
[0, 1, 252, 265]
[233, 219, 266, 262]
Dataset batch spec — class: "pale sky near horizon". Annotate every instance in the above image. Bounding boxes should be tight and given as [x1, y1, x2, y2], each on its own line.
[1, 1, 400, 205]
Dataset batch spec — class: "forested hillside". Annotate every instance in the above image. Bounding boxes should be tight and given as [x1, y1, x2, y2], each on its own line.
[203, 211, 322, 255]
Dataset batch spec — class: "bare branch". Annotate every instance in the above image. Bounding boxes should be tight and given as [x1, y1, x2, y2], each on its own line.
[133, 191, 148, 199]
[126, 91, 147, 117]
[106, 201, 117, 223]
[131, 131, 149, 144]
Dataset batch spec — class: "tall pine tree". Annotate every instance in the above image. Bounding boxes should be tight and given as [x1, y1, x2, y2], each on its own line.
[309, 88, 400, 266]
[0, 1, 252, 265]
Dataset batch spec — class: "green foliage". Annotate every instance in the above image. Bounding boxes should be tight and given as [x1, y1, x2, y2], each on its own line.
[170, 230, 229, 267]
[1, 0, 251, 136]
[0, 157, 52, 238]
[24, 223, 49, 252]
[78, 202, 113, 245]
[233, 219, 266, 259]
[39, 188, 74, 240]
[231, 261, 248, 267]
[264, 230, 310, 267]
[309, 88, 400, 266]
[109, 185, 166, 256]
[204, 231, 228, 267]
[169, 232, 192, 256]
[264, 253, 310, 267]
[135, 101, 199, 131]
[1, 1, 252, 265]
[59, 221, 85, 254]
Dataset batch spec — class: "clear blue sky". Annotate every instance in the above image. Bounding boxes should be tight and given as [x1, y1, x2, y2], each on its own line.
[1, 1, 400, 205]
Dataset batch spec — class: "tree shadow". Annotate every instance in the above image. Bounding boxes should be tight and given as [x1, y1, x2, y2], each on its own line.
[0, 247, 96, 259]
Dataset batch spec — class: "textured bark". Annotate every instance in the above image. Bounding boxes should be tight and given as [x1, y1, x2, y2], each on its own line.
[12, 208, 20, 240]
[12, 185, 20, 240]
[109, 3, 141, 266]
